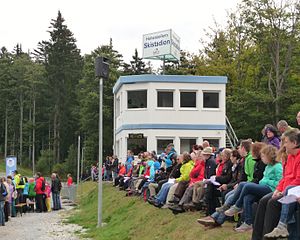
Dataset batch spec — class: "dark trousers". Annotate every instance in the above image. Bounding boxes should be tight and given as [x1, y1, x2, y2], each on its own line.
[157, 179, 168, 192]
[4, 202, 9, 222]
[205, 182, 221, 215]
[36, 194, 46, 212]
[252, 192, 281, 240]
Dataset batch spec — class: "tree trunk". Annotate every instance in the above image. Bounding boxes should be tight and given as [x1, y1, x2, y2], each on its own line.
[53, 104, 58, 164]
[32, 99, 36, 175]
[19, 96, 23, 166]
[12, 132, 15, 156]
[4, 106, 8, 158]
[29, 107, 32, 162]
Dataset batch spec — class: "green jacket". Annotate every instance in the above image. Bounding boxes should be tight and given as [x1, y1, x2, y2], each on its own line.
[28, 182, 36, 197]
[259, 162, 283, 192]
[244, 153, 256, 182]
[176, 160, 194, 182]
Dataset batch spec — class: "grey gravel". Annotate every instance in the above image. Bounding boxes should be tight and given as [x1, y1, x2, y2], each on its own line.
[0, 205, 87, 240]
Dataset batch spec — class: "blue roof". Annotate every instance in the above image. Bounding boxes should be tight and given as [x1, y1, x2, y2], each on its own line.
[113, 74, 227, 94]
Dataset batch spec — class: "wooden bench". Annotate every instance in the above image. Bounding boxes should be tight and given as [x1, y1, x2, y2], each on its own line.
[15, 203, 27, 216]
[27, 201, 35, 212]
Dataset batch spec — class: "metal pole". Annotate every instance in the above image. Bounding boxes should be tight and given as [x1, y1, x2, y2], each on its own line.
[97, 77, 103, 227]
[32, 99, 36, 175]
[162, 55, 166, 75]
[77, 135, 80, 185]
[81, 146, 84, 179]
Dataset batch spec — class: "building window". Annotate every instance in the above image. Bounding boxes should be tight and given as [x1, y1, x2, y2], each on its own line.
[180, 91, 196, 108]
[127, 90, 147, 109]
[203, 92, 219, 108]
[157, 139, 173, 155]
[157, 91, 173, 108]
[180, 138, 197, 153]
[203, 138, 220, 150]
[127, 137, 147, 155]
[116, 97, 120, 117]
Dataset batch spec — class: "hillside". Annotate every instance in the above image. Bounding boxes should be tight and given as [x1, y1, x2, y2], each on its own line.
[68, 182, 251, 240]
[0, 158, 33, 177]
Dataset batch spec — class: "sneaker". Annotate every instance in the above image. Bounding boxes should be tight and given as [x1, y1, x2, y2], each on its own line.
[264, 227, 289, 238]
[197, 216, 216, 226]
[234, 222, 252, 232]
[215, 204, 230, 213]
[183, 202, 196, 211]
[169, 205, 184, 214]
[224, 205, 243, 217]
[161, 204, 171, 209]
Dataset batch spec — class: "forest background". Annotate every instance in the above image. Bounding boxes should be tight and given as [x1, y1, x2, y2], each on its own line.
[0, 0, 299, 178]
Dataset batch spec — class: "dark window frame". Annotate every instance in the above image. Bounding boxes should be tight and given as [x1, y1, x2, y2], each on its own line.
[127, 90, 147, 109]
[203, 91, 220, 109]
[157, 139, 174, 155]
[157, 90, 174, 108]
[180, 91, 197, 108]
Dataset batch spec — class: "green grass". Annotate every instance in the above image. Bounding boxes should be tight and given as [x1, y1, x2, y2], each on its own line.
[68, 182, 251, 240]
[0, 158, 33, 177]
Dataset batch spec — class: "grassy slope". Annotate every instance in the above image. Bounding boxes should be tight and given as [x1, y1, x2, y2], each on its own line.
[69, 182, 251, 240]
[0, 158, 33, 177]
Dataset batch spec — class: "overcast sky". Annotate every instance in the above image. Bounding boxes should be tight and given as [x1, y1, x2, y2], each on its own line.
[1, 0, 239, 63]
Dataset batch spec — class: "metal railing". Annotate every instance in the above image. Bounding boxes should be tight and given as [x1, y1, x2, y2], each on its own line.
[226, 115, 239, 148]
[60, 183, 77, 203]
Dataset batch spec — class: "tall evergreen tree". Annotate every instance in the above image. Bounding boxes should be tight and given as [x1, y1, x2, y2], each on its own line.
[123, 49, 150, 75]
[78, 39, 123, 165]
[35, 11, 83, 163]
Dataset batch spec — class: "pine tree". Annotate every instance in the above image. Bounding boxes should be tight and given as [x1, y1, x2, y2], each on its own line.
[35, 11, 83, 163]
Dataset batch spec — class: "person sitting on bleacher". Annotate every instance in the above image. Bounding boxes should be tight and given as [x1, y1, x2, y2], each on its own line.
[263, 129, 300, 239]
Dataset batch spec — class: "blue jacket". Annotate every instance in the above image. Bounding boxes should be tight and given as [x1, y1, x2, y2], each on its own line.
[23, 183, 29, 195]
[125, 156, 134, 173]
[165, 149, 176, 168]
[147, 161, 155, 182]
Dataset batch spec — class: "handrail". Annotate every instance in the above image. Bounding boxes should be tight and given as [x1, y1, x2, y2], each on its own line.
[225, 116, 238, 146]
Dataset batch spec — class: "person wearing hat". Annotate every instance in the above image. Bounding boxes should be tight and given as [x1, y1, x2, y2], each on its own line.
[191, 147, 217, 208]
[265, 125, 281, 149]
[203, 148, 233, 215]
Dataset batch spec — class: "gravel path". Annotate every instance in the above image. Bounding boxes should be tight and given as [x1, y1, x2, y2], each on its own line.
[0, 205, 85, 240]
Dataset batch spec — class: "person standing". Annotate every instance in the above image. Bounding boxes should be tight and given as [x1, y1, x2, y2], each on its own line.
[297, 111, 300, 128]
[2, 178, 10, 222]
[35, 172, 46, 213]
[12, 170, 25, 204]
[0, 178, 7, 226]
[111, 156, 119, 184]
[51, 173, 62, 210]
[67, 174, 73, 187]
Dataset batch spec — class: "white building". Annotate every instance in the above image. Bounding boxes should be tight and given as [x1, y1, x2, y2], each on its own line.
[113, 75, 228, 161]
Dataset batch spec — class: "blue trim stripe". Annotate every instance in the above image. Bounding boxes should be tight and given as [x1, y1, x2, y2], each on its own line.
[113, 75, 228, 94]
[116, 123, 226, 135]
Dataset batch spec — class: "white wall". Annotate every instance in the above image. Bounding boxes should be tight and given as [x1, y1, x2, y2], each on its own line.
[115, 129, 226, 162]
[115, 81, 226, 129]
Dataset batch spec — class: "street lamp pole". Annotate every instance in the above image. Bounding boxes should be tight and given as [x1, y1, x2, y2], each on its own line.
[97, 76, 103, 227]
[95, 56, 109, 228]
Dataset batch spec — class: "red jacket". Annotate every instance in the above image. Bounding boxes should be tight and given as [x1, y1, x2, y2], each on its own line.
[67, 177, 73, 186]
[35, 177, 45, 194]
[276, 149, 300, 192]
[216, 161, 225, 177]
[119, 166, 126, 176]
[144, 167, 150, 178]
[189, 160, 205, 186]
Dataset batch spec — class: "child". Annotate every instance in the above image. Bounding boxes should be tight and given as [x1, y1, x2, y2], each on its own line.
[45, 182, 51, 212]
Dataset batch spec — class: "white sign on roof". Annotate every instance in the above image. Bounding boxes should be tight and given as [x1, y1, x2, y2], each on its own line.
[142, 29, 180, 61]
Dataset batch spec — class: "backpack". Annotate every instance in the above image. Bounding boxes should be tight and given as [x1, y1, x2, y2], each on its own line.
[1, 184, 7, 197]
[19, 176, 26, 186]
[41, 179, 46, 192]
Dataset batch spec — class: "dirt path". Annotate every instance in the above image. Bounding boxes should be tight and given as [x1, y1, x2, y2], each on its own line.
[0, 205, 85, 240]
